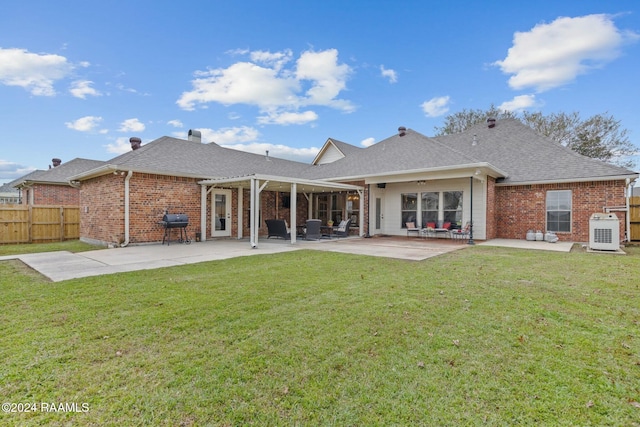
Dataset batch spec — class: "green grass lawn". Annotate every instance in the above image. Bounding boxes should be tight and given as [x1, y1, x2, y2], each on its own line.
[1, 246, 639, 425]
[0, 240, 101, 256]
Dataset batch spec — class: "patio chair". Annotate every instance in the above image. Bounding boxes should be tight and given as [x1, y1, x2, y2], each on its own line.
[304, 219, 322, 240]
[265, 219, 290, 239]
[333, 218, 352, 238]
[406, 221, 420, 238]
[450, 221, 471, 242]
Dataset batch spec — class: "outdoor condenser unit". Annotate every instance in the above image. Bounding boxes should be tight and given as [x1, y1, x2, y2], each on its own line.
[589, 213, 620, 251]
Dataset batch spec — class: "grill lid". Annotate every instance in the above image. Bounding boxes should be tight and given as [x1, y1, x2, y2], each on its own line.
[162, 213, 189, 228]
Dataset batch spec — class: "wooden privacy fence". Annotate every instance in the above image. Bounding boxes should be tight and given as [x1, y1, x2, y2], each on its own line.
[0, 205, 80, 244]
[631, 196, 640, 242]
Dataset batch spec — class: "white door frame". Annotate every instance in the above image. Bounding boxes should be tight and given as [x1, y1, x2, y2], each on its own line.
[211, 189, 232, 237]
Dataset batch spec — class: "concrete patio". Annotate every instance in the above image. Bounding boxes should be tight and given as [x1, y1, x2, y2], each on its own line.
[1, 236, 573, 282]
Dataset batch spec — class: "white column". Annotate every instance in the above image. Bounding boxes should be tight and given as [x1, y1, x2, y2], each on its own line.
[358, 189, 365, 236]
[290, 183, 297, 244]
[237, 187, 243, 239]
[200, 185, 207, 242]
[250, 178, 257, 248]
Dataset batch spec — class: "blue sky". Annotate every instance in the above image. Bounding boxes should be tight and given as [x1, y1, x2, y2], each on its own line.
[2, 0, 639, 184]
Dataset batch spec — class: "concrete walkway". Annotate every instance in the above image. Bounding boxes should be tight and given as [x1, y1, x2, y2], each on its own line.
[1, 237, 572, 282]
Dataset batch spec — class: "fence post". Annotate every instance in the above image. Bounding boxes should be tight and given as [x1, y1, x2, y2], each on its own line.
[28, 205, 33, 243]
[60, 206, 65, 241]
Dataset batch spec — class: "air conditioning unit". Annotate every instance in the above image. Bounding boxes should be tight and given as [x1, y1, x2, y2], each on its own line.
[589, 213, 620, 251]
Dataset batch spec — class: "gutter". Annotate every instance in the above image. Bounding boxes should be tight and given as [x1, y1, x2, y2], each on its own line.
[121, 170, 133, 247]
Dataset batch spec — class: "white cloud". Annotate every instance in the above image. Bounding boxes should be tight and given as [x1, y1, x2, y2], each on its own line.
[167, 119, 183, 128]
[65, 115, 103, 132]
[380, 65, 397, 83]
[105, 137, 131, 154]
[223, 142, 320, 162]
[361, 137, 376, 147]
[177, 48, 354, 119]
[498, 94, 539, 112]
[118, 118, 145, 133]
[249, 49, 293, 72]
[188, 126, 319, 162]
[0, 160, 36, 180]
[69, 80, 101, 99]
[197, 126, 260, 144]
[494, 14, 640, 92]
[295, 49, 354, 110]
[421, 96, 451, 117]
[257, 110, 318, 125]
[0, 47, 74, 96]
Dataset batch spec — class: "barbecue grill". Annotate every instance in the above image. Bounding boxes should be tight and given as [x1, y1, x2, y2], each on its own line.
[160, 213, 191, 245]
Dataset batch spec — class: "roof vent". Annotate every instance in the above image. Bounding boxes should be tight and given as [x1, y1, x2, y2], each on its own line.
[472, 134, 478, 146]
[130, 137, 142, 150]
[188, 129, 202, 143]
[487, 118, 496, 128]
[398, 126, 407, 137]
[51, 158, 61, 167]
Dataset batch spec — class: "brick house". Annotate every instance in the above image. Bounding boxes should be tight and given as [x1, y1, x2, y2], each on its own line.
[68, 120, 637, 247]
[12, 158, 105, 205]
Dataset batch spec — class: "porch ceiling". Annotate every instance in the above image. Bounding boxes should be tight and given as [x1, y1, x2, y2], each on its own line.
[198, 174, 363, 193]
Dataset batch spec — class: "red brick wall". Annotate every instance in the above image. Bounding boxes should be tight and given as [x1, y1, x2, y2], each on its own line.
[25, 184, 79, 205]
[80, 174, 125, 245]
[80, 173, 317, 244]
[494, 180, 627, 242]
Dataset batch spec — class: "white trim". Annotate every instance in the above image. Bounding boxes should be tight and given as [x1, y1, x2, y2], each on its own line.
[495, 174, 639, 187]
[323, 162, 509, 183]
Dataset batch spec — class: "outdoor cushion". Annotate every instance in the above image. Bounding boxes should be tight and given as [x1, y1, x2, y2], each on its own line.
[337, 220, 348, 232]
[427, 222, 436, 229]
[442, 222, 451, 229]
[406, 222, 416, 229]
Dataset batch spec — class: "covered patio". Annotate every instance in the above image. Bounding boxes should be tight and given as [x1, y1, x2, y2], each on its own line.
[198, 174, 365, 248]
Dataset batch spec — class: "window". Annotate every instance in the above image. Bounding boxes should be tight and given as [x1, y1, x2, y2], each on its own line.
[401, 193, 417, 228]
[443, 191, 463, 227]
[421, 192, 439, 227]
[546, 190, 571, 232]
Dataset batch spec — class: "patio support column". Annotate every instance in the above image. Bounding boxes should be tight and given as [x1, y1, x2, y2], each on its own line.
[250, 178, 258, 248]
[237, 187, 243, 239]
[200, 184, 207, 242]
[290, 182, 297, 244]
[358, 189, 364, 236]
[306, 193, 313, 219]
[468, 176, 475, 245]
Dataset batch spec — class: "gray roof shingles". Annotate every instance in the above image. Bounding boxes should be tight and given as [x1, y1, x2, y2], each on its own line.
[18, 158, 106, 185]
[77, 119, 637, 185]
[433, 119, 636, 184]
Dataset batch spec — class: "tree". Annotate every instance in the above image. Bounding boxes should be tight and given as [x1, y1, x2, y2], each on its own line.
[434, 107, 637, 169]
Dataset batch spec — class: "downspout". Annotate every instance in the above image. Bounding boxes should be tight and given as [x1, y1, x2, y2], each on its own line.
[121, 170, 133, 247]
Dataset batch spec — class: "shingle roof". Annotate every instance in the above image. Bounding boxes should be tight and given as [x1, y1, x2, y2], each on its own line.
[305, 128, 481, 180]
[15, 158, 105, 185]
[93, 137, 313, 180]
[73, 120, 637, 186]
[433, 118, 636, 184]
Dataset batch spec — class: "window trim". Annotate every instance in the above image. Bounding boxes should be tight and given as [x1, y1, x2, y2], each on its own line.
[546, 190, 572, 233]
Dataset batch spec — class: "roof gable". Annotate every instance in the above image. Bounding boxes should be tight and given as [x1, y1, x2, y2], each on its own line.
[312, 138, 362, 165]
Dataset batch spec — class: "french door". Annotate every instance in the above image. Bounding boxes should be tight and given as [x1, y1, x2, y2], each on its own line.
[211, 190, 231, 237]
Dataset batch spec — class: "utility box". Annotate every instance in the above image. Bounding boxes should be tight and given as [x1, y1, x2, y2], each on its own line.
[589, 213, 620, 251]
